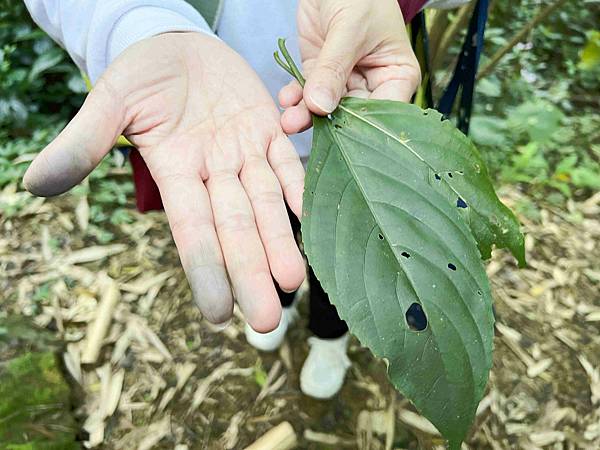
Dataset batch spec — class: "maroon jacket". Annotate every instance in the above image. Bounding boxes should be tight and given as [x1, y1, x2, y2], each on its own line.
[131, 0, 429, 212]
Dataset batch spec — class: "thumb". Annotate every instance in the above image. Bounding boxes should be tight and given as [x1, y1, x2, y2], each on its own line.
[303, 21, 363, 115]
[24, 80, 126, 196]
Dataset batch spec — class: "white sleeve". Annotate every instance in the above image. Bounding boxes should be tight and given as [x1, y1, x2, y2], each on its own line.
[425, 0, 472, 9]
[23, 0, 216, 83]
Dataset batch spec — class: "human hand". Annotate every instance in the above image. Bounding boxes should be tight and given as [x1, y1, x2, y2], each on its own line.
[24, 32, 306, 332]
[279, 0, 421, 133]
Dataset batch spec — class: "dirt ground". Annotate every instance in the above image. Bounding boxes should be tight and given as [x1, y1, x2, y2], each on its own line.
[1, 181, 599, 450]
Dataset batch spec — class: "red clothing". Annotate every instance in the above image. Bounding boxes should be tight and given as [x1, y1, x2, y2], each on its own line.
[131, 0, 428, 212]
[398, 0, 429, 22]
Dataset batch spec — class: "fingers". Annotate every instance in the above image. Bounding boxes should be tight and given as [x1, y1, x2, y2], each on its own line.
[240, 155, 305, 293]
[302, 19, 364, 115]
[366, 65, 421, 103]
[370, 79, 417, 103]
[151, 167, 234, 326]
[24, 80, 125, 196]
[279, 81, 312, 134]
[281, 103, 313, 135]
[206, 170, 282, 333]
[267, 134, 305, 219]
[278, 80, 303, 108]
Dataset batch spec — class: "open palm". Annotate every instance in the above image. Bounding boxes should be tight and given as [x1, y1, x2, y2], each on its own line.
[24, 32, 306, 332]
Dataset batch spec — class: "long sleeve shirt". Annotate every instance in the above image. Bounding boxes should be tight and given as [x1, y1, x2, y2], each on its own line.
[24, 0, 470, 160]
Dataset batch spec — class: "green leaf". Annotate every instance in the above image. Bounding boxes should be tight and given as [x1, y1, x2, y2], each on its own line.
[579, 30, 600, 71]
[571, 165, 600, 189]
[28, 47, 64, 82]
[302, 99, 525, 448]
[470, 115, 508, 147]
[507, 100, 564, 144]
[476, 77, 502, 98]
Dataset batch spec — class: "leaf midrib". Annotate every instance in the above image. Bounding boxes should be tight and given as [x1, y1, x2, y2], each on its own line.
[338, 104, 465, 205]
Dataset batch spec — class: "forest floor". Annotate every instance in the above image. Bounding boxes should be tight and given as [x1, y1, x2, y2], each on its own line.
[1, 182, 599, 450]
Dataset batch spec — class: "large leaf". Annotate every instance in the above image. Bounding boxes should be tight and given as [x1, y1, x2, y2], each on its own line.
[302, 98, 525, 448]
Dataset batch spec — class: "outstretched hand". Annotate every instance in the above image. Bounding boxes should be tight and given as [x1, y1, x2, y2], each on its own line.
[24, 32, 306, 332]
[280, 0, 421, 134]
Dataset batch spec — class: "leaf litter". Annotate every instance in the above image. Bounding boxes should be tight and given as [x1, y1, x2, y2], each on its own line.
[0, 183, 599, 449]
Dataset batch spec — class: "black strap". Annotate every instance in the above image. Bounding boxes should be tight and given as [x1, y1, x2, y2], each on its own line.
[437, 0, 490, 134]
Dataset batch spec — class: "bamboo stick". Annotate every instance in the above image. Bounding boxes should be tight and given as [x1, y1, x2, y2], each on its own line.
[244, 422, 297, 450]
[81, 275, 120, 364]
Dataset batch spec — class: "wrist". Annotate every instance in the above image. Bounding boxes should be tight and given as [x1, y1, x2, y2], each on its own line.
[108, 6, 213, 62]
[86, 1, 216, 83]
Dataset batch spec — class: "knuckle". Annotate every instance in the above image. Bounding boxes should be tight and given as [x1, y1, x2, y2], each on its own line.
[281, 178, 304, 196]
[250, 188, 283, 208]
[170, 216, 211, 242]
[91, 77, 126, 120]
[208, 169, 238, 185]
[216, 211, 255, 235]
[242, 153, 267, 172]
[319, 59, 348, 84]
[153, 170, 195, 186]
[405, 62, 422, 88]
[272, 156, 302, 177]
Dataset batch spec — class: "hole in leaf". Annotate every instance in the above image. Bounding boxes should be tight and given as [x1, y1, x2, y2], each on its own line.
[448, 263, 457, 271]
[457, 171, 464, 175]
[434, 173, 441, 181]
[378, 233, 384, 240]
[477, 289, 483, 296]
[401, 251, 410, 258]
[457, 198, 468, 208]
[406, 303, 427, 331]
[334, 124, 342, 129]
[448, 172, 453, 178]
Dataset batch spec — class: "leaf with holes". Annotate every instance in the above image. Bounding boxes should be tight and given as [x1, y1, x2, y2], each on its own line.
[301, 98, 525, 449]
[273, 38, 524, 449]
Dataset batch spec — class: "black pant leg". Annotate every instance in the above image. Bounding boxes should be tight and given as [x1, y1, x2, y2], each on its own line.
[307, 266, 348, 339]
[283, 206, 348, 339]
[277, 284, 296, 308]
[276, 207, 302, 308]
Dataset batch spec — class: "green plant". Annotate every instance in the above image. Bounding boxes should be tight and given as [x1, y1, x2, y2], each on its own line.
[0, 2, 134, 234]
[0, 352, 79, 450]
[462, 0, 600, 207]
[0, 2, 85, 132]
[471, 100, 600, 201]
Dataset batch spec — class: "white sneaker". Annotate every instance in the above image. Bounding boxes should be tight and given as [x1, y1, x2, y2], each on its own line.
[245, 304, 298, 352]
[300, 334, 351, 399]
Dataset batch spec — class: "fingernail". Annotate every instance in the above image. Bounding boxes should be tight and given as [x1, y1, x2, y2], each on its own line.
[309, 87, 336, 114]
[211, 318, 232, 331]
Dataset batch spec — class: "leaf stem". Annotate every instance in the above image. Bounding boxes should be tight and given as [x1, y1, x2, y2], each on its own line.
[274, 38, 306, 87]
[273, 51, 297, 79]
